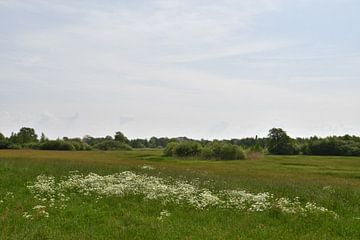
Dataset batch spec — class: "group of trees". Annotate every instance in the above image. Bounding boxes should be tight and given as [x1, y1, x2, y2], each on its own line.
[164, 141, 247, 160]
[0, 128, 130, 151]
[0, 127, 92, 151]
[1, 127, 360, 157]
[266, 128, 360, 156]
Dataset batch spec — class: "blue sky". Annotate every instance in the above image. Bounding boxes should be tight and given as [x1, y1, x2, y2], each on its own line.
[0, 0, 359, 139]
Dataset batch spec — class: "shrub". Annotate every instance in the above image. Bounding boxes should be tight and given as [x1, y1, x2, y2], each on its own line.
[303, 138, 360, 156]
[201, 146, 213, 159]
[8, 143, 22, 149]
[93, 140, 132, 151]
[0, 140, 9, 149]
[68, 141, 92, 151]
[40, 140, 76, 151]
[164, 141, 246, 160]
[164, 142, 178, 156]
[172, 141, 202, 157]
[235, 147, 246, 160]
[201, 142, 245, 160]
[23, 142, 42, 150]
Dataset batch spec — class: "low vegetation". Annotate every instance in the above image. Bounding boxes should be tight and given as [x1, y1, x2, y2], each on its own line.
[0, 150, 359, 239]
[1, 127, 360, 158]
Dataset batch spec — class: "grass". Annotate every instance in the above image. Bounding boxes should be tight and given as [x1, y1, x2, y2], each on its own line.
[0, 149, 360, 239]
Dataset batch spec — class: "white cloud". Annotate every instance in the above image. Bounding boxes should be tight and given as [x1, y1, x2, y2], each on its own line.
[0, 0, 359, 138]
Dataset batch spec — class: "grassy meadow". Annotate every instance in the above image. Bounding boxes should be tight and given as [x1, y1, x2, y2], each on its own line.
[0, 149, 360, 239]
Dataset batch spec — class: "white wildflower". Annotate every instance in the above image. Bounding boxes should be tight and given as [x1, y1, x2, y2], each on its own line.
[157, 210, 171, 220]
[141, 165, 155, 170]
[26, 171, 338, 218]
[6, 192, 14, 198]
[22, 212, 33, 219]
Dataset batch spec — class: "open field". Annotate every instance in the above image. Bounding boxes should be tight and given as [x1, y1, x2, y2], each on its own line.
[0, 149, 360, 239]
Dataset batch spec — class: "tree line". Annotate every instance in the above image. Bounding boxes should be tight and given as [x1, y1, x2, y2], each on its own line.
[0, 127, 360, 157]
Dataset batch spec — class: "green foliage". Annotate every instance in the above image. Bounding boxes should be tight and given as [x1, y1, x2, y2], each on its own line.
[200, 146, 213, 159]
[7, 143, 22, 149]
[172, 141, 202, 157]
[10, 127, 38, 144]
[302, 137, 360, 156]
[114, 131, 129, 143]
[164, 141, 245, 160]
[163, 142, 178, 156]
[22, 142, 42, 150]
[0, 140, 9, 149]
[93, 140, 132, 151]
[202, 142, 245, 160]
[129, 138, 148, 148]
[0, 132, 4, 141]
[0, 133, 9, 149]
[40, 140, 76, 151]
[40, 133, 48, 142]
[267, 128, 298, 155]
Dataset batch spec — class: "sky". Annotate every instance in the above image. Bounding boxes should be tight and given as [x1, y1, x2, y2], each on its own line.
[0, 0, 359, 140]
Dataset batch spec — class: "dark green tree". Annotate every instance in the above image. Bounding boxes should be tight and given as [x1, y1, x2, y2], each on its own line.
[267, 128, 297, 155]
[0, 132, 4, 141]
[114, 131, 129, 143]
[12, 127, 38, 144]
[40, 133, 48, 142]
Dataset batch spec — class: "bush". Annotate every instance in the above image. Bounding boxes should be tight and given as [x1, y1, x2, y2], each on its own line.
[164, 142, 178, 156]
[68, 141, 92, 151]
[200, 146, 213, 159]
[200, 142, 245, 160]
[23, 142, 42, 150]
[303, 138, 360, 156]
[235, 147, 246, 160]
[164, 141, 245, 160]
[172, 141, 202, 157]
[8, 143, 22, 149]
[93, 140, 132, 151]
[40, 140, 76, 151]
[0, 140, 9, 149]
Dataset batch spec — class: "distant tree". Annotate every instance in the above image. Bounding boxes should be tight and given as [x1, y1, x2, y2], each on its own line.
[0, 132, 8, 149]
[267, 128, 297, 155]
[40, 133, 48, 142]
[130, 138, 149, 148]
[105, 135, 113, 140]
[114, 131, 129, 143]
[0, 132, 4, 141]
[11, 127, 38, 144]
[148, 137, 158, 148]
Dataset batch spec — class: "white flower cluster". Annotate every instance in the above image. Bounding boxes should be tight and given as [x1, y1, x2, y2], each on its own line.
[0, 192, 14, 205]
[22, 205, 49, 220]
[26, 171, 337, 218]
[157, 210, 171, 221]
[141, 165, 155, 170]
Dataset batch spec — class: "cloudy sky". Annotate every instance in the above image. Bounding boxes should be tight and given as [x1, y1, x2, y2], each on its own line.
[0, 0, 359, 139]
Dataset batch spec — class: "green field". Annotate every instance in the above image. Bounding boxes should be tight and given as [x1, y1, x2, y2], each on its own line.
[0, 150, 360, 239]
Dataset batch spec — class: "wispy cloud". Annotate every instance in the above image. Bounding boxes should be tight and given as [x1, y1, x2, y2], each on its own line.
[0, 0, 359, 138]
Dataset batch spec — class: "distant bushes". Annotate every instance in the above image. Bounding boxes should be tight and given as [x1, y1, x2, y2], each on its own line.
[25, 140, 92, 151]
[2, 127, 360, 156]
[40, 140, 76, 151]
[92, 140, 132, 151]
[164, 141, 246, 160]
[302, 137, 360, 156]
